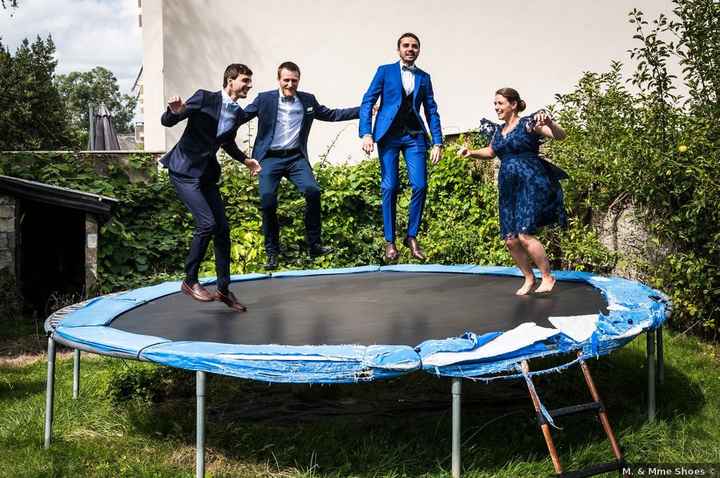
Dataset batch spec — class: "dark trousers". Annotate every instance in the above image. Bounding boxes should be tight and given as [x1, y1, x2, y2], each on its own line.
[170, 172, 231, 292]
[258, 152, 322, 254]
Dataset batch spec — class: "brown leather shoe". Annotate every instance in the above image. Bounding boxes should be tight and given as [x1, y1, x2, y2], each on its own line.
[213, 289, 248, 313]
[403, 236, 427, 260]
[181, 281, 214, 302]
[385, 241, 399, 261]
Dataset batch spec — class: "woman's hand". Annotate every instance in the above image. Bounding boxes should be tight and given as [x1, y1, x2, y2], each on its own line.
[533, 110, 553, 127]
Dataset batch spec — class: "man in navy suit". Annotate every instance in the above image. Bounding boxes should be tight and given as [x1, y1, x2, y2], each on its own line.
[161, 63, 261, 312]
[243, 61, 359, 270]
[360, 32, 443, 261]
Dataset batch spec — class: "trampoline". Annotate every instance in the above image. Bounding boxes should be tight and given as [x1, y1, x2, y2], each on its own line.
[43, 264, 670, 477]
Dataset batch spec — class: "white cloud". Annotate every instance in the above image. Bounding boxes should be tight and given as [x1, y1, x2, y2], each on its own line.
[0, 0, 142, 94]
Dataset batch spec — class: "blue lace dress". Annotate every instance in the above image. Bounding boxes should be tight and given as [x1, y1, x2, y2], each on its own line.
[480, 117, 568, 239]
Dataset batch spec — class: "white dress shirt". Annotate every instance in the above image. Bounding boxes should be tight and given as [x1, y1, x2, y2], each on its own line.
[400, 63, 416, 96]
[270, 91, 303, 150]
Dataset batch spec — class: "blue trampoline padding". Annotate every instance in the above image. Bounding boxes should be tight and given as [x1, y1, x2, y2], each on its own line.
[49, 265, 670, 382]
[416, 268, 668, 377]
[54, 326, 169, 358]
[381, 264, 478, 274]
[140, 342, 421, 383]
[271, 265, 381, 278]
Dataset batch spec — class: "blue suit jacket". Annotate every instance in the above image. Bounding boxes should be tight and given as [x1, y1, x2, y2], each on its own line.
[359, 62, 442, 145]
[242, 90, 359, 161]
[160, 89, 247, 178]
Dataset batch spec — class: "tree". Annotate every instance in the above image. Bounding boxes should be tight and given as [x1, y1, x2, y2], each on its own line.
[1, 1, 19, 9]
[0, 35, 74, 150]
[55, 67, 138, 147]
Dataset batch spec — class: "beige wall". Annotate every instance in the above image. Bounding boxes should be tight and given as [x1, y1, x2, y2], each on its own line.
[142, 0, 674, 163]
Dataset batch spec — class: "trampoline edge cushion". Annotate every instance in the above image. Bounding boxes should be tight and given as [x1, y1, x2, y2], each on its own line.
[139, 342, 421, 383]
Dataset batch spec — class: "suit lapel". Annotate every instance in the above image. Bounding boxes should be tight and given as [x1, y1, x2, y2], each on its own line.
[210, 91, 222, 122]
[297, 92, 308, 126]
[393, 61, 403, 94]
[267, 90, 280, 140]
[412, 69, 421, 103]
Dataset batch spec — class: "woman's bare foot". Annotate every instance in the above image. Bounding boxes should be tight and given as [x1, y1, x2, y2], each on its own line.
[515, 278, 535, 295]
[535, 276, 556, 294]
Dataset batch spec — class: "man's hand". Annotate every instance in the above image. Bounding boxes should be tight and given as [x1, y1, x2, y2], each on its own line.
[245, 158, 261, 176]
[430, 144, 443, 164]
[458, 146, 471, 158]
[362, 135, 375, 156]
[168, 96, 185, 114]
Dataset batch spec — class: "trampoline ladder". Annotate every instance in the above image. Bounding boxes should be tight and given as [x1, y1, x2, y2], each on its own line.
[521, 354, 626, 478]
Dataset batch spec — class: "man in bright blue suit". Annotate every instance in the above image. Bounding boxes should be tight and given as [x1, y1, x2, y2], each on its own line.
[360, 32, 443, 261]
[243, 61, 359, 270]
[161, 64, 261, 312]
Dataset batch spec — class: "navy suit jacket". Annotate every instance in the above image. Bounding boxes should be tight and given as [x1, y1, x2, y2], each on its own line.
[242, 90, 359, 161]
[160, 89, 247, 178]
[359, 61, 442, 145]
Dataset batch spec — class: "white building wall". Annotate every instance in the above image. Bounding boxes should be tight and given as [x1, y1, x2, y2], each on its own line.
[142, 0, 673, 162]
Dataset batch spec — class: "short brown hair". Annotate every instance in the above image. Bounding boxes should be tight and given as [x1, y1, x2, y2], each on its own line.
[495, 87, 526, 112]
[223, 63, 253, 87]
[277, 61, 301, 78]
[397, 32, 420, 48]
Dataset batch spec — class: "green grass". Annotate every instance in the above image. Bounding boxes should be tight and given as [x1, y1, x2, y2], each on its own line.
[1, 330, 719, 478]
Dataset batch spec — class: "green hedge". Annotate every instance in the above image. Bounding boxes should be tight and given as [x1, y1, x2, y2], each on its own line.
[0, 149, 614, 294]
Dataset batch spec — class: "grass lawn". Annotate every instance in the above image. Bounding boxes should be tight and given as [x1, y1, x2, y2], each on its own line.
[1, 319, 719, 478]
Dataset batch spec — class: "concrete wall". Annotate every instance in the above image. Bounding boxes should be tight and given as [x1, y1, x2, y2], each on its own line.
[142, 0, 675, 163]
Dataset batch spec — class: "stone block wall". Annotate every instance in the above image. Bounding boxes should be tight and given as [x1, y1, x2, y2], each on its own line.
[85, 214, 98, 294]
[0, 194, 16, 275]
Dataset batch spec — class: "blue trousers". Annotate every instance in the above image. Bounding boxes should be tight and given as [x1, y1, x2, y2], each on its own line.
[170, 172, 231, 293]
[378, 133, 428, 242]
[258, 152, 322, 254]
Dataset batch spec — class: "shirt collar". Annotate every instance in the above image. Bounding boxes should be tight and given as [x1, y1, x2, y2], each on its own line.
[221, 88, 237, 105]
[278, 89, 297, 103]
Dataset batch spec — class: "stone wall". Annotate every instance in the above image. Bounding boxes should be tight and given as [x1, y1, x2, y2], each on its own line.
[0, 194, 16, 275]
[85, 214, 99, 295]
[0, 151, 165, 185]
[594, 202, 669, 280]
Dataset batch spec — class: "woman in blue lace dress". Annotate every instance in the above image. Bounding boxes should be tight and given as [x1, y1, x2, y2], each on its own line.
[459, 88, 568, 295]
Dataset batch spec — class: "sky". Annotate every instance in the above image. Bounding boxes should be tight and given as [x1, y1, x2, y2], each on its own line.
[0, 0, 142, 94]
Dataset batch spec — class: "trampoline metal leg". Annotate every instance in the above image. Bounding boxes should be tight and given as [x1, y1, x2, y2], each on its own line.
[196, 371, 206, 478]
[73, 349, 80, 400]
[657, 326, 664, 385]
[44, 337, 56, 449]
[647, 331, 656, 422]
[451, 378, 462, 478]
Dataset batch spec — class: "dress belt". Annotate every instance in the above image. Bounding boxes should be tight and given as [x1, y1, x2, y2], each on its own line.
[267, 148, 301, 158]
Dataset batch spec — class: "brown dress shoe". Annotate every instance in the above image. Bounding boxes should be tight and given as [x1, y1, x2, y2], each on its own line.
[181, 281, 214, 302]
[403, 236, 427, 260]
[385, 241, 399, 261]
[213, 289, 248, 313]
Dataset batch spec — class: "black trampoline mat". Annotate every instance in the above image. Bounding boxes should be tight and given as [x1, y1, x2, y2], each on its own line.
[111, 272, 608, 346]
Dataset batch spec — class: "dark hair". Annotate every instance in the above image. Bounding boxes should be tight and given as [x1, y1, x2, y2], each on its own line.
[495, 87, 526, 112]
[223, 63, 252, 87]
[277, 61, 301, 78]
[397, 32, 421, 48]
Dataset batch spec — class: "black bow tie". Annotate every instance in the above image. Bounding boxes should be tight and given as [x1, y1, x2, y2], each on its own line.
[401, 65, 416, 72]
[281, 95, 296, 103]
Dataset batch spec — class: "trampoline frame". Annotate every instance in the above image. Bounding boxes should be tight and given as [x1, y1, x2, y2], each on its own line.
[42, 264, 670, 478]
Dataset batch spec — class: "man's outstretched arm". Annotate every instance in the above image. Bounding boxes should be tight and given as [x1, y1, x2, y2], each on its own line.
[161, 90, 204, 127]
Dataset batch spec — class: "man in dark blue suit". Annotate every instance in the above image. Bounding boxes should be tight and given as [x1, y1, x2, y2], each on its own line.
[360, 32, 443, 261]
[243, 61, 359, 270]
[161, 63, 261, 312]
